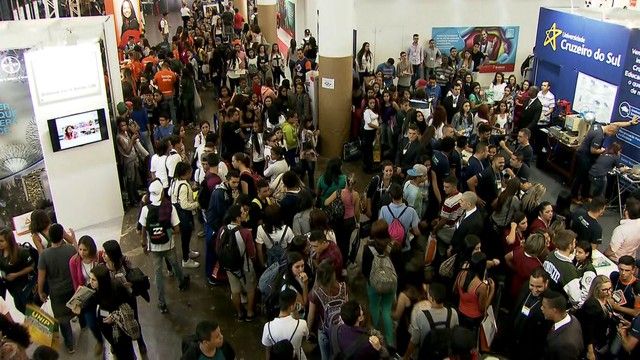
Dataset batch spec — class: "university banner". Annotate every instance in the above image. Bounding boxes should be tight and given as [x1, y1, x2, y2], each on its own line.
[614, 29, 640, 165]
[0, 48, 51, 228]
[432, 26, 519, 73]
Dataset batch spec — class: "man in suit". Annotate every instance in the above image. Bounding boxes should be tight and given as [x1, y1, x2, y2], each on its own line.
[449, 191, 484, 256]
[541, 289, 584, 360]
[518, 86, 542, 130]
[442, 83, 465, 123]
[511, 268, 552, 360]
[395, 124, 423, 176]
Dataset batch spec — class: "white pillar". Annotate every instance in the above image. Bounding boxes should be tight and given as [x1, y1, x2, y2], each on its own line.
[257, 0, 277, 45]
[317, 0, 354, 158]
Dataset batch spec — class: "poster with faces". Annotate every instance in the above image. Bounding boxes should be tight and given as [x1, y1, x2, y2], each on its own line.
[112, 0, 143, 46]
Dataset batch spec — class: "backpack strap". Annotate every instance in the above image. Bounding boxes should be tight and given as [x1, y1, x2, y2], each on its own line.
[398, 206, 408, 219]
[279, 227, 289, 248]
[288, 319, 300, 342]
[423, 309, 437, 329]
[267, 321, 276, 344]
[263, 228, 274, 248]
[252, 198, 263, 209]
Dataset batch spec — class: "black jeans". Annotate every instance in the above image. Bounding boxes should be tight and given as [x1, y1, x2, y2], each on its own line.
[362, 129, 376, 171]
[299, 159, 316, 189]
[176, 208, 194, 262]
[571, 154, 592, 199]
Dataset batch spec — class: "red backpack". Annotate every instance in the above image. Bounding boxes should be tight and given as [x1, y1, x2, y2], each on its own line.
[387, 205, 408, 246]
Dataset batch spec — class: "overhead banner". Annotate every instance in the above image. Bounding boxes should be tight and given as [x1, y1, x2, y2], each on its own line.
[0, 48, 51, 228]
[108, 0, 143, 47]
[432, 26, 519, 73]
[277, 0, 296, 38]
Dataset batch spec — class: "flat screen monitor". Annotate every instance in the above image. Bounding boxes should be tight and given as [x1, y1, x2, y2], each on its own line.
[47, 108, 109, 152]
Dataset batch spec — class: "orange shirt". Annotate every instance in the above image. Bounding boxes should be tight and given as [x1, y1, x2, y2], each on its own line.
[141, 55, 158, 69]
[154, 69, 177, 96]
[130, 60, 143, 82]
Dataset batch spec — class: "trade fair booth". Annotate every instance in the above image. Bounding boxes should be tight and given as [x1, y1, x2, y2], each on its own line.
[0, 16, 125, 252]
[533, 7, 640, 216]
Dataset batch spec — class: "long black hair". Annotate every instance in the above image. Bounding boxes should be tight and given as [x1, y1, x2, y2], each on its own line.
[322, 158, 343, 187]
[103, 240, 125, 271]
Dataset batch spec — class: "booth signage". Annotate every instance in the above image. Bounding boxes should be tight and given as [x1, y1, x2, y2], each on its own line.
[536, 7, 629, 81]
[614, 29, 640, 165]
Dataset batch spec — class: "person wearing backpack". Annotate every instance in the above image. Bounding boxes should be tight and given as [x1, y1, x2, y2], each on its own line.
[403, 282, 459, 360]
[378, 184, 421, 254]
[256, 205, 295, 268]
[308, 260, 348, 360]
[205, 169, 240, 284]
[331, 300, 384, 360]
[139, 180, 190, 314]
[362, 221, 397, 354]
[181, 320, 236, 360]
[216, 204, 257, 321]
[169, 162, 200, 269]
[261, 289, 310, 360]
[233, 152, 260, 199]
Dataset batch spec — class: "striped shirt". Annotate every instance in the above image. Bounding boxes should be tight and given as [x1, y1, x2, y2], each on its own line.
[440, 192, 463, 227]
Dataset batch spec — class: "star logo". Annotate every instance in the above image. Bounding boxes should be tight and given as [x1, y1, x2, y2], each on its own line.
[0, 56, 21, 75]
[544, 23, 562, 51]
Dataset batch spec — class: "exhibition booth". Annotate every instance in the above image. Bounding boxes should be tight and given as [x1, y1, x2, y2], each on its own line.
[0, 16, 125, 262]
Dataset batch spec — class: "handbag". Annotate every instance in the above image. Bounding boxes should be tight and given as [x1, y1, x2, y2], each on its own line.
[324, 190, 345, 225]
[125, 267, 151, 303]
[438, 254, 457, 278]
[479, 305, 497, 352]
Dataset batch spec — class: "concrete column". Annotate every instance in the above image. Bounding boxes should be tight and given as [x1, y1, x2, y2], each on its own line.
[257, 0, 277, 45]
[235, 0, 247, 23]
[318, 0, 354, 158]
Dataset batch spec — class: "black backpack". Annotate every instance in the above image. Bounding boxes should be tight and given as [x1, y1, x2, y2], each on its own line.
[197, 177, 213, 210]
[418, 308, 453, 360]
[145, 204, 172, 245]
[20, 242, 38, 274]
[218, 226, 244, 274]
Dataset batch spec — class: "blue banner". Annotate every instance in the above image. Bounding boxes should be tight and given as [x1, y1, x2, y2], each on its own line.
[614, 29, 640, 165]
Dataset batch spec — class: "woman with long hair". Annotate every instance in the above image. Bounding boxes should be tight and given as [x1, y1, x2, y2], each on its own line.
[29, 209, 76, 253]
[468, 82, 485, 111]
[491, 177, 521, 229]
[362, 220, 396, 348]
[323, 174, 360, 266]
[503, 211, 528, 254]
[248, 121, 265, 172]
[309, 209, 337, 243]
[454, 251, 495, 332]
[356, 42, 374, 85]
[180, 63, 197, 127]
[452, 101, 474, 138]
[286, 39, 297, 80]
[170, 162, 200, 268]
[316, 158, 347, 205]
[278, 251, 310, 318]
[489, 72, 507, 100]
[460, 50, 474, 74]
[307, 260, 348, 360]
[429, 105, 447, 140]
[68, 235, 103, 354]
[0, 227, 35, 314]
[87, 265, 138, 360]
[270, 43, 286, 86]
[226, 50, 242, 92]
[574, 241, 596, 280]
[521, 183, 546, 221]
[256, 205, 295, 267]
[102, 240, 147, 355]
[576, 275, 617, 360]
[513, 80, 531, 127]
[528, 201, 554, 234]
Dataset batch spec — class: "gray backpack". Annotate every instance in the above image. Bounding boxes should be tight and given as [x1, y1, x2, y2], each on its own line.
[368, 246, 397, 294]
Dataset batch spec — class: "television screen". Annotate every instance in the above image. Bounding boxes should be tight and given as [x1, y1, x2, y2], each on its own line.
[47, 109, 109, 152]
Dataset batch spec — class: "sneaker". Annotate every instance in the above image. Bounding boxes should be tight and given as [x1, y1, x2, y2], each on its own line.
[188, 250, 200, 259]
[179, 275, 191, 291]
[182, 259, 200, 269]
[94, 342, 104, 356]
[158, 304, 169, 314]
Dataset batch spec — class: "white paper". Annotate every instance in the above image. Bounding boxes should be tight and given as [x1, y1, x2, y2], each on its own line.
[321, 78, 335, 89]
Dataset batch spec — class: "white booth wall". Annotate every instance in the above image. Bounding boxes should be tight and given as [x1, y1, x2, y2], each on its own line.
[0, 17, 125, 231]
[296, 0, 573, 83]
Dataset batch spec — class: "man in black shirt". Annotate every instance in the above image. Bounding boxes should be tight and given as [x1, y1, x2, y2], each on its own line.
[499, 128, 533, 166]
[221, 107, 245, 162]
[512, 268, 552, 360]
[467, 153, 505, 209]
[470, 43, 486, 72]
[569, 197, 605, 249]
[395, 125, 423, 175]
[572, 116, 638, 203]
[507, 153, 530, 185]
[609, 256, 640, 320]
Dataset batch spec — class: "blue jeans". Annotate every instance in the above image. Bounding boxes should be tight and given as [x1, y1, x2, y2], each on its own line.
[80, 305, 102, 344]
[204, 222, 216, 280]
[318, 328, 331, 360]
[367, 284, 396, 346]
[151, 248, 184, 306]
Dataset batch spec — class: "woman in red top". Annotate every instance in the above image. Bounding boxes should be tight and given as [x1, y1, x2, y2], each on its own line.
[503, 211, 528, 255]
[455, 252, 495, 332]
[505, 233, 546, 299]
[528, 201, 553, 234]
[513, 80, 531, 128]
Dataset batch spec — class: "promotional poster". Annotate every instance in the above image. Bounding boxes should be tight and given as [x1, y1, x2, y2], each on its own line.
[110, 0, 143, 46]
[0, 48, 51, 228]
[432, 26, 520, 73]
[277, 0, 295, 38]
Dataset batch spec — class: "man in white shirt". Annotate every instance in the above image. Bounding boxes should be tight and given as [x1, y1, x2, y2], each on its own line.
[160, 12, 170, 41]
[150, 138, 171, 191]
[423, 39, 442, 77]
[407, 34, 424, 85]
[166, 136, 182, 182]
[262, 289, 309, 359]
[537, 80, 555, 125]
[605, 197, 640, 262]
[139, 181, 190, 314]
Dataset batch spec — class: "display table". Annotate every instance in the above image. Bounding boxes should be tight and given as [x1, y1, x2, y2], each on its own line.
[611, 171, 640, 217]
[542, 128, 578, 183]
[592, 249, 618, 277]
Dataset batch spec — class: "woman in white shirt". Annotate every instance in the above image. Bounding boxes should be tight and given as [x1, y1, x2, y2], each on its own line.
[226, 50, 243, 92]
[247, 121, 265, 171]
[256, 205, 295, 267]
[489, 72, 507, 102]
[362, 97, 379, 173]
[169, 162, 200, 267]
[356, 42, 374, 85]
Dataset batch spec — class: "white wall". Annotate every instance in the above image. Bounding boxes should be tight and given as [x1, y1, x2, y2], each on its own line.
[296, 0, 574, 82]
[0, 17, 125, 230]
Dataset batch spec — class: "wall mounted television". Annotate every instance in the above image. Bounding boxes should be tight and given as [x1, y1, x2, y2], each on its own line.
[47, 108, 109, 152]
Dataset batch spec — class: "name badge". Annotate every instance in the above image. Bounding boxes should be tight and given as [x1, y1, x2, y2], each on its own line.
[613, 289, 627, 306]
[521, 305, 531, 317]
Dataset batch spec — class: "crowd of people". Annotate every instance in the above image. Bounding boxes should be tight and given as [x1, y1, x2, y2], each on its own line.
[2, 2, 640, 360]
